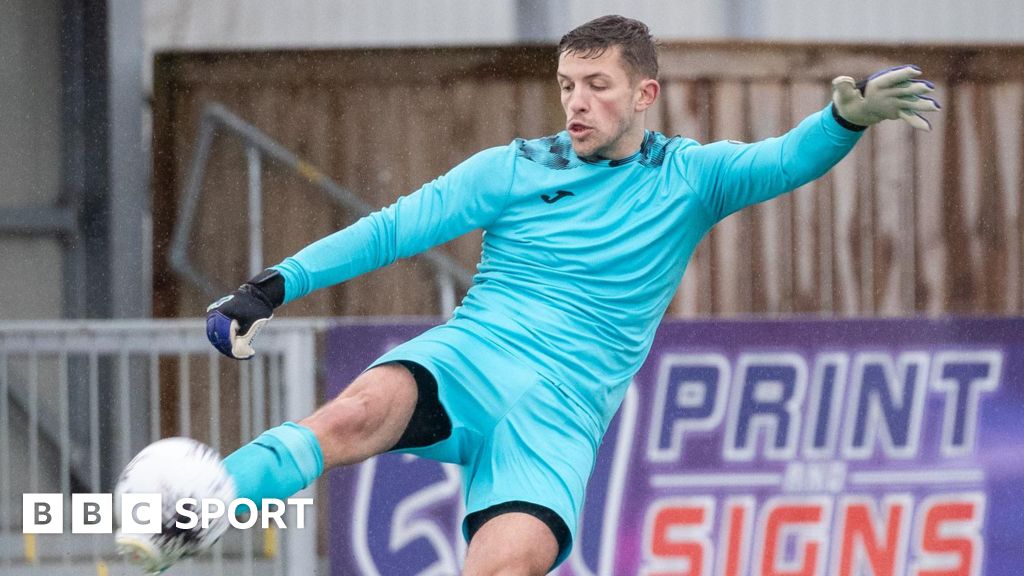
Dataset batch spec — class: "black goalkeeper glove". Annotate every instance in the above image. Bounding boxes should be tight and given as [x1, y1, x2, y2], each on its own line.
[205, 269, 285, 359]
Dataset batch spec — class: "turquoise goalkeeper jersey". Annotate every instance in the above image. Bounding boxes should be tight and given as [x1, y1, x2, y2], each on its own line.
[274, 105, 861, 426]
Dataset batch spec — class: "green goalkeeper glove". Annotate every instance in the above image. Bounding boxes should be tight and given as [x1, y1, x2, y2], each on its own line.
[832, 65, 941, 131]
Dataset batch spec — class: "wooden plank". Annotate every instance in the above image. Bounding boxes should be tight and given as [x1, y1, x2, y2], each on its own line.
[831, 123, 864, 317]
[350, 84, 422, 315]
[253, 86, 333, 317]
[664, 79, 712, 143]
[747, 80, 790, 315]
[186, 87, 253, 315]
[970, 82, 1012, 314]
[1019, 83, 1024, 314]
[941, 83, 975, 313]
[872, 107, 916, 316]
[788, 81, 828, 314]
[857, 124, 876, 315]
[956, 83, 982, 312]
[151, 63, 183, 321]
[999, 82, 1024, 313]
[708, 81, 752, 316]
[914, 82, 950, 315]
[335, 82, 376, 316]
[161, 47, 557, 89]
[517, 78, 560, 140]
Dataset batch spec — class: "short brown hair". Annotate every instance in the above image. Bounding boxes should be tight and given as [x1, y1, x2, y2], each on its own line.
[558, 15, 659, 81]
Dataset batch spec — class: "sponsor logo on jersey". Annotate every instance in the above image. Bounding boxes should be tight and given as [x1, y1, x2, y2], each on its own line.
[541, 190, 575, 204]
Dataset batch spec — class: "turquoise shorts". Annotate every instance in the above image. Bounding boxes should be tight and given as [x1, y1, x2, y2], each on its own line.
[370, 320, 601, 566]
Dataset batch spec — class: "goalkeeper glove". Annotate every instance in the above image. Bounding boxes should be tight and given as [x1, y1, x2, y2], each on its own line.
[206, 268, 285, 359]
[831, 65, 940, 131]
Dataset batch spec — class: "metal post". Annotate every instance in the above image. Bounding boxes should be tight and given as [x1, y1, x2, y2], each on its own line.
[178, 353, 190, 437]
[282, 328, 317, 576]
[0, 347, 9, 569]
[118, 350, 131, 472]
[168, 118, 222, 297]
[252, 357, 266, 435]
[88, 349, 100, 494]
[208, 350, 223, 576]
[107, 0, 148, 319]
[28, 349, 39, 493]
[149, 350, 160, 443]
[239, 353, 256, 571]
[208, 350, 220, 450]
[437, 270, 456, 315]
[247, 146, 263, 277]
[58, 349, 71, 546]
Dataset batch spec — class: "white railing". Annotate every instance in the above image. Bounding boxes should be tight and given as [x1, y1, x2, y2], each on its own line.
[0, 319, 326, 576]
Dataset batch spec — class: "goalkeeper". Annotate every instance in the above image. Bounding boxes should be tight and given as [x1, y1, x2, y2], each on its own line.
[197, 15, 936, 575]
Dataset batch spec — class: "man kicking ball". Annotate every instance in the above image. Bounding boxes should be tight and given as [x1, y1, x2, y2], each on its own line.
[127, 14, 939, 575]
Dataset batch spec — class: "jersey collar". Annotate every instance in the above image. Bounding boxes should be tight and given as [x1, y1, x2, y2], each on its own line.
[577, 131, 652, 167]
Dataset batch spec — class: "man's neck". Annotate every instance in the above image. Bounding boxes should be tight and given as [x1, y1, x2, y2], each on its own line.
[597, 126, 646, 161]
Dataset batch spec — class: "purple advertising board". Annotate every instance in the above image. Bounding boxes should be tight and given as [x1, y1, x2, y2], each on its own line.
[325, 318, 1023, 575]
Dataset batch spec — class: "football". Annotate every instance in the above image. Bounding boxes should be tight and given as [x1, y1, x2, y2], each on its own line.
[114, 437, 236, 573]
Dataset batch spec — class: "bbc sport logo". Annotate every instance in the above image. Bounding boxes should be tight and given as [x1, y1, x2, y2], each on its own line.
[22, 493, 313, 534]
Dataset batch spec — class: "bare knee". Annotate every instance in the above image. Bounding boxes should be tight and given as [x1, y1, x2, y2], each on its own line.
[463, 513, 560, 576]
[300, 363, 417, 466]
[313, 389, 374, 444]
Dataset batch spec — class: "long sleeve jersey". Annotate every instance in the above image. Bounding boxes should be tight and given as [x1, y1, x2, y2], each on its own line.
[274, 105, 862, 426]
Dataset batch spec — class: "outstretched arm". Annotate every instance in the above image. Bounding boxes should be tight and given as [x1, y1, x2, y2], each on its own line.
[206, 144, 516, 359]
[275, 145, 515, 303]
[681, 65, 939, 223]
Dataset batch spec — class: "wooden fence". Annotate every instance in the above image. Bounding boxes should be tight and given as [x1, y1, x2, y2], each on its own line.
[152, 43, 1024, 320]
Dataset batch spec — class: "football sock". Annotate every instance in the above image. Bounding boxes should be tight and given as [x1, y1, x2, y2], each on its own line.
[223, 421, 324, 504]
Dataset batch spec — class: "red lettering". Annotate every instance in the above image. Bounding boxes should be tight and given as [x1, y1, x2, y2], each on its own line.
[724, 503, 747, 576]
[839, 501, 905, 576]
[762, 505, 822, 576]
[916, 502, 977, 576]
[650, 506, 706, 576]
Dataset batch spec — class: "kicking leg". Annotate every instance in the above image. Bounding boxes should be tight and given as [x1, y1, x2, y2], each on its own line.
[301, 362, 418, 466]
[116, 362, 420, 572]
[224, 362, 418, 502]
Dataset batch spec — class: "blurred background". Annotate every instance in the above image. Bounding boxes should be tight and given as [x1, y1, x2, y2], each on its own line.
[1, 1, 1022, 575]
[4, 0, 1024, 323]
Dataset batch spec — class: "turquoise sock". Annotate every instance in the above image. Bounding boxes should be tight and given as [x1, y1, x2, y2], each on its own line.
[223, 422, 324, 504]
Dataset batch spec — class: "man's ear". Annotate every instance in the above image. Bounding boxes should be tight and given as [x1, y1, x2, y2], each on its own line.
[635, 79, 660, 112]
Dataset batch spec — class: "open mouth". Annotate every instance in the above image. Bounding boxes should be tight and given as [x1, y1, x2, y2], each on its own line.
[568, 122, 592, 137]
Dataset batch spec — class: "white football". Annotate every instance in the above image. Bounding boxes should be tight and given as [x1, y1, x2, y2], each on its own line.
[114, 437, 236, 572]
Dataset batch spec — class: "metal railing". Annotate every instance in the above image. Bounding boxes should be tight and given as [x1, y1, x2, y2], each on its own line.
[0, 319, 324, 576]
[170, 102, 475, 312]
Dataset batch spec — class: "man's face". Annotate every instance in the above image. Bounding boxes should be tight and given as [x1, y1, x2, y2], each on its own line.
[557, 46, 651, 160]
